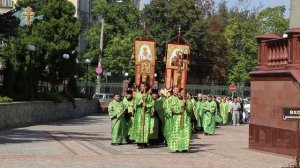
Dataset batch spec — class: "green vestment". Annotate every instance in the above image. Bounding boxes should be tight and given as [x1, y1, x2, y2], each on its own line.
[164, 95, 192, 152]
[149, 97, 165, 140]
[195, 100, 205, 128]
[122, 97, 135, 140]
[203, 100, 217, 135]
[163, 96, 173, 145]
[220, 101, 230, 125]
[108, 100, 127, 144]
[133, 91, 154, 143]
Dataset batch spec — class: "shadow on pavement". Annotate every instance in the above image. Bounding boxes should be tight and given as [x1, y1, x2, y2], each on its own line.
[0, 129, 105, 145]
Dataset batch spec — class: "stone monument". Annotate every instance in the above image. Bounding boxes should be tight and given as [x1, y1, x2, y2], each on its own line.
[249, 0, 300, 157]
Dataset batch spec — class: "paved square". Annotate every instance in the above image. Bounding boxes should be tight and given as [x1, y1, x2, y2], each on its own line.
[0, 114, 294, 168]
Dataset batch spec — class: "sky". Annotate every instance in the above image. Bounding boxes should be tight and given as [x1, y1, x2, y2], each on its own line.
[143, 0, 290, 18]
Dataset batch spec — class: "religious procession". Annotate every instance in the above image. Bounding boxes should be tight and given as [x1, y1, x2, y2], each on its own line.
[107, 28, 249, 153]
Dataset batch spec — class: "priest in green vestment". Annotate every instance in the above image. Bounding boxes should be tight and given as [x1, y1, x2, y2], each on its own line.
[149, 89, 163, 144]
[133, 82, 154, 149]
[108, 93, 127, 145]
[203, 95, 217, 135]
[165, 87, 192, 152]
[122, 89, 135, 143]
[195, 94, 205, 129]
[220, 97, 230, 125]
[162, 89, 173, 146]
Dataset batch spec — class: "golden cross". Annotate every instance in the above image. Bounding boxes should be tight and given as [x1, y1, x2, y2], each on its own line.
[23, 6, 35, 26]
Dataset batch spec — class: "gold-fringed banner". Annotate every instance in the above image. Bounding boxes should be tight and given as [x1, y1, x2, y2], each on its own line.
[165, 44, 190, 90]
[134, 40, 156, 87]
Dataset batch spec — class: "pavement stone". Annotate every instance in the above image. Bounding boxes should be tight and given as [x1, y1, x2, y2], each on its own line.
[0, 114, 295, 168]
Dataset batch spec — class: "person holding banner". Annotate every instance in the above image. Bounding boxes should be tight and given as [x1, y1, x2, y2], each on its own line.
[108, 93, 127, 145]
[133, 82, 154, 149]
[164, 86, 192, 152]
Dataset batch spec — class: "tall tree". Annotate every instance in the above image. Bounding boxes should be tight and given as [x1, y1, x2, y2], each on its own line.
[2, 0, 81, 98]
[85, 0, 140, 81]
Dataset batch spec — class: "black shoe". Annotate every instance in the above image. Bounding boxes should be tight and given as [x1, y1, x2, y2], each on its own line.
[204, 133, 208, 136]
[182, 150, 188, 153]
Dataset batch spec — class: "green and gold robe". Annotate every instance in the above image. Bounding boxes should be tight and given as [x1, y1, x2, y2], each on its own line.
[203, 100, 217, 135]
[152, 97, 166, 142]
[220, 101, 230, 125]
[163, 96, 173, 145]
[108, 100, 127, 144]
[164, 95, 192, 152]
[133, 91, 154, 143]
[195, 100, 205, 128]
[123, 97, 135, 140]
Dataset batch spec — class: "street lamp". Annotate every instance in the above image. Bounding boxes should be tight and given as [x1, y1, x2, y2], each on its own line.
[62, 54, 70, 95]
[26, 44, 35, 100]
[124, 72, 129, 80]
[85, 59, 91, 96]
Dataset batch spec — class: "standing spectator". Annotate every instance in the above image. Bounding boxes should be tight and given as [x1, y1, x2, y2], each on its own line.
[231, 98, 241, 126]
[227, 97, 233, 125]
[243, 100, 251, 123]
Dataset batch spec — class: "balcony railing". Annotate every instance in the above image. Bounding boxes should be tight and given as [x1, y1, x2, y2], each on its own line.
[256, 28, 300, 71]
[266, 38, 289, 68]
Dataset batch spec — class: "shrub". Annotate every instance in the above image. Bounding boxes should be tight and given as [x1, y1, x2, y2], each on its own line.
[0, 96, 13, 103]
[37, 91, 65, 103]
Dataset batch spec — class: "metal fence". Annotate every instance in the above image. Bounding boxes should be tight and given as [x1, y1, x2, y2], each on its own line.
[77, 82, 250, 98]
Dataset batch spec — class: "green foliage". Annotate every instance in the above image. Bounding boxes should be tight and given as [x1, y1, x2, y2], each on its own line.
[257, 6, 288, 35]
[0, 96, 13, 103]
[224, 3, 288, 85]
[2, 0, 81, 98]
[84, 0, 140, 81]
[83, 0, 287, 85]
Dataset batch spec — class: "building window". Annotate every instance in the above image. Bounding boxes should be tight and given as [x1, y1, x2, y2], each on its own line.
[0, 0, 12, 7]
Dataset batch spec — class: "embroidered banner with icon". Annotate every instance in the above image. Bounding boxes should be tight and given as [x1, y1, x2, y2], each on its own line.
[134, 40, 156, 87]
[165, 44, 190, 90]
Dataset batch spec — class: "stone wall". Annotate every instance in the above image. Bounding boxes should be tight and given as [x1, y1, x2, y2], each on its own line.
[0, 99, 97, 129]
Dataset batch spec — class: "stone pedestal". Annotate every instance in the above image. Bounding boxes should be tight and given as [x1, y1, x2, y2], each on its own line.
[250, 28, 300, 156]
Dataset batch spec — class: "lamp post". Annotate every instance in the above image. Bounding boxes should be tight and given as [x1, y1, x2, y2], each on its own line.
[85, 59, 91, 96]
[95, 15, 104, 95]
[124, 72, 129, 80]
[26, 44, 35, 100]
[62, 54, 69, 95]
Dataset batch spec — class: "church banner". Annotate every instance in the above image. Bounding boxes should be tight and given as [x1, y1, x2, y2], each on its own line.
[165, 44, 190, 89]
[134, 40, 156, 87]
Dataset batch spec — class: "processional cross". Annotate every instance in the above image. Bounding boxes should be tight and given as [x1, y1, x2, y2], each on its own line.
[23, 7, 35, 26]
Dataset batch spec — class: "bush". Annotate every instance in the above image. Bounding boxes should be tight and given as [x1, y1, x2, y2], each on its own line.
[0, 96, 13, 103]
[37, 91, 65, 103]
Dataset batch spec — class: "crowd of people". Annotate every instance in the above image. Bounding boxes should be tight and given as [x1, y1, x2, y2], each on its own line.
[108, 82, 250, 153]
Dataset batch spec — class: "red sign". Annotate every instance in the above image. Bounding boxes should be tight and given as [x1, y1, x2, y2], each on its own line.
[95, 66, 103, 75]
[229, 84, 236, 93]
